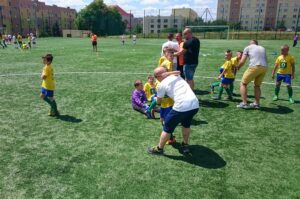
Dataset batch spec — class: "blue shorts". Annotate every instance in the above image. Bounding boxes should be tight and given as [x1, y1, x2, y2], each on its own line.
[163, 108, 199, 134]
[221, 78, 234, 85]
[277, 74, 292, 85]
[184, 64, 197, 80]
[160, 107, 172, 120]
[41, 88, 54, 97]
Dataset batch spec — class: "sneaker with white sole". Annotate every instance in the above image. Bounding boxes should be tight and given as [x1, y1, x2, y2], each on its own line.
[236, 102, 249, 109]
[249, 103, 260, 109]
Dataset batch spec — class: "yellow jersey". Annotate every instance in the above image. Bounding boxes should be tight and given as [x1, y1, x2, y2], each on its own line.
[41, 64, 55, 90]
[275, 55, 295, 75]
[160, 59, 173, 72]
[17, 35, 22, 42]
[222, 60, 235, 79]
[143, 82, 157, 101]
[158, 56, 167, 66]
[231, 57, 239, 67]
[156, 80, 174, 108]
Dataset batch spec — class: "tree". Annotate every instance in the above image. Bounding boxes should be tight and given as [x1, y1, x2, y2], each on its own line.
[76, 0, 125, 35]
[133, 24, 142, 34]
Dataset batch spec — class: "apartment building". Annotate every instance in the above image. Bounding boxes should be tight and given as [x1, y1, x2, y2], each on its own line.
[0, 0, 76, 36]
[143, 8, 198, 34]
[217, 0, 300, 30]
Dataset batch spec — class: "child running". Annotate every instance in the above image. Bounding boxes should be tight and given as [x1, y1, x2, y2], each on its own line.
[40, 54, 60, 117]
[212, 50, 235, 100]
[272, 44, 295, 104]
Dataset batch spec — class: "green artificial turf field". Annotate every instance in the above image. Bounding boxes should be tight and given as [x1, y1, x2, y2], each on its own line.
[0, 37, 299, 198]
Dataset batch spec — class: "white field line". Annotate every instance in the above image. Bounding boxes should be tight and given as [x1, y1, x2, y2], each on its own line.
[0, 71, 299, 88]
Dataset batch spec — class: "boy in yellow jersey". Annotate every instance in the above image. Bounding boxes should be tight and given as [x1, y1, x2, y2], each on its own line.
[272, 45, 295, 104]
[158, 47, 168, 67]
[213, 50, 234, 100]
[210, 51, 242, 94]
[40, 54, 60, 116]
[144, 75, 157, 102]
[27, 34, 32, 49]
[160, 49, 174, 72]
[17, 33, 22, 48]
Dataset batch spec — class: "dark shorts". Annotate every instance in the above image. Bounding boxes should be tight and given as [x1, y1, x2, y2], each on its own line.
[163, 108, 199, 134]
[277, 74, 292, 85]
[160, 107, 172, 120]
[41, 88, 54, 97]
[184, 64, 197, 80]
[221, 78, 234, 85]
[92, 41, 97, 46]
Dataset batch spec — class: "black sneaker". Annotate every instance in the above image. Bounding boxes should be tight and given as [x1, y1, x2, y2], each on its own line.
[181, 142, 190, 154]
[147, 146, 164, 155]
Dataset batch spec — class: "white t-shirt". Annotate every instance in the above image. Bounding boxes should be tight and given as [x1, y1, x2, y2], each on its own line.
[157, 75, 199, 112]
[161, 40, 180, 65]
[243, 44, 268, 67]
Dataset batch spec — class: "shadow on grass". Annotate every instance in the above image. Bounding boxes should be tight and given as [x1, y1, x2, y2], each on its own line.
[56, 115, 82, 123]
[191, 119, 208, 126]
[164, 143, 226, 169]
[233, 93, 265, 99]
[259, 105, 294, 114]
[194, 89, 210, 96]
[199, 99, 229, 108]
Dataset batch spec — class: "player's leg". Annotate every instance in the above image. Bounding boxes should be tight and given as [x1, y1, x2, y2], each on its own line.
[210, 81, 220, 94]
[273, 75, 282, 101]
[48, 96, 59, 116]
[224, 82, 233, 100]
[284, 75, 294, 103]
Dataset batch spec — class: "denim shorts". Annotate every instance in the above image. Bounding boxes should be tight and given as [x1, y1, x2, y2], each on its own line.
[184, 64, 197, 80]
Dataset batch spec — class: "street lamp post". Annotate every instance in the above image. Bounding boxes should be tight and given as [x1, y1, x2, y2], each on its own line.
[0, 6, 3, 34]
[32, 0, 38, 37]
[27, 18, 31, 33]
[295, 6, 300, 35]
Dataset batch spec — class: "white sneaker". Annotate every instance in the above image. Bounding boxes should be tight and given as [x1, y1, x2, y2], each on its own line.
[249, 103, 260, 109]
[236, 102, 249, 109]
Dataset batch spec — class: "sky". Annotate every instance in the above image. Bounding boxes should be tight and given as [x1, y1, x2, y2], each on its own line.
[40, 0, 218, 19]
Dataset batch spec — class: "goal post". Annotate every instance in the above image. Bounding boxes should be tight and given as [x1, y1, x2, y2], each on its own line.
[185, 25, 230, 40]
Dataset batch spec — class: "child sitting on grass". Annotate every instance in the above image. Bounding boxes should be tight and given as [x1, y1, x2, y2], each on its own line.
[144, 75, 158, 102]
[132, 80, 155, 119]
[272, 44, 295, 104]
[212, 50, 235, 100]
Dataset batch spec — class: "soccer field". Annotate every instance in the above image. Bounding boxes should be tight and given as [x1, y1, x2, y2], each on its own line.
[0, 38, 299, 198]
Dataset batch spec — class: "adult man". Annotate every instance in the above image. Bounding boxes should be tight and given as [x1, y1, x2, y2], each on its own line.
[148, 67, 199, 155]
[175, 28, 200, 90]
[293, 34, 298, 47]
[237, 40, 268, 109]
[176, 32, 185, 79]
[161, 33, 180, 71]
